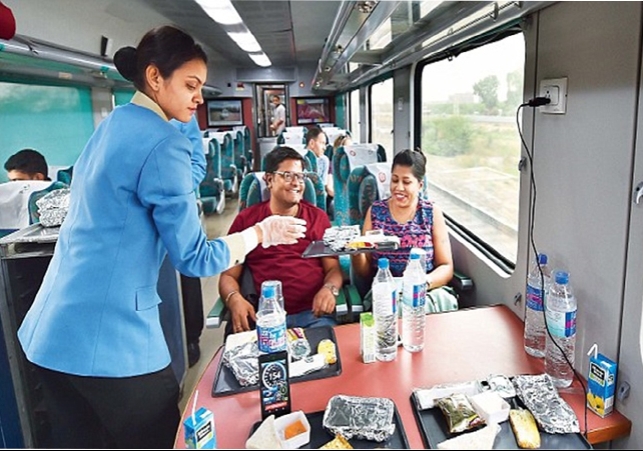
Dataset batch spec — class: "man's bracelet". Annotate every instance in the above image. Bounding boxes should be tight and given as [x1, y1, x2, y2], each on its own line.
[224, 290, 239, 305]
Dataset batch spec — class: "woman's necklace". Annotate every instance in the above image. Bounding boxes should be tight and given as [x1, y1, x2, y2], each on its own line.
[389, 201, 417, 224]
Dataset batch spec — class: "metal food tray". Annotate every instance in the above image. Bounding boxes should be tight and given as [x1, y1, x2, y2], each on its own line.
[212, 326, 342, 397]
[302, 240, 399, 258]
[410, 392, 592, 449]
[249, 404, 410, 449]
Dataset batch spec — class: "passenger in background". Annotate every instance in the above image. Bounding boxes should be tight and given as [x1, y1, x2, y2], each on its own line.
[270, 94, 286, 136]
[4, 148, 51, 181]
[219, 146, 343, 335]
[17, 26, 305, 450]
[306, 126, 334, 216]
[333, 133, 353, 152]
[351, 148, 458, 313]
[170, 114, 206, 368]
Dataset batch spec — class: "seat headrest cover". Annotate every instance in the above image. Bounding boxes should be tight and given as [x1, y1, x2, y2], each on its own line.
[344, 144, 379, 171]
[364, 162, 391, 199]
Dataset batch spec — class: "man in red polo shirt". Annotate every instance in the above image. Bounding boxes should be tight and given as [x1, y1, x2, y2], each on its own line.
[0, 1, 16, 40]
[219, 146, 342, 335]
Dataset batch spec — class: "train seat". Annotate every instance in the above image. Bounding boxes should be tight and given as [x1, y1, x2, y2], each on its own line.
[232, 125, 252, 172]
[332, 143, 385, 227]
[238, 171, 324, 212]
[232, 129, 248, 180]
[56, 166, 73, 185]
[199, 137, 225, 215]
[208, 131, 238, 195]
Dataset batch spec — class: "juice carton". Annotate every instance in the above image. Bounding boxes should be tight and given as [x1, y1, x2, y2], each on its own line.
[184, 406, 216, 449]
[360, 312, 376, 363]
[586, 350, 617, 418]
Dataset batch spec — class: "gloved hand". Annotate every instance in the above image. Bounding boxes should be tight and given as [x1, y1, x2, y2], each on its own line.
[258, 215, 307, 248]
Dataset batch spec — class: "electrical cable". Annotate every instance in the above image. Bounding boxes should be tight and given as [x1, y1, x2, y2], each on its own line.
[516, 99, 588, 439]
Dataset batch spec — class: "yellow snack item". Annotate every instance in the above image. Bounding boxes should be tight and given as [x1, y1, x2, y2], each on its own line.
[509, 408, 541, 449]
[317, 339, 337, 365]
[319, 434, 353, 449]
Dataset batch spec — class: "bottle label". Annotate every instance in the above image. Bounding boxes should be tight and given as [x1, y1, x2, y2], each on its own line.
[391, 288, 397, 314]
[546, 309, 577, 338]
[404, 283, 426, 308]
[257, 321, 287, 353]
[526, 284, 544, 311]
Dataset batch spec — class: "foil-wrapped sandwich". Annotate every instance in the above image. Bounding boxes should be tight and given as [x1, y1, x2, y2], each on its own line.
[322, 395, 396, 442]
[36, 188, 70, 227]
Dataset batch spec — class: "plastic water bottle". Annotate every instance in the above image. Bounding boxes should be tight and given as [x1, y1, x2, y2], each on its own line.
[256, 284, 287, 354]
[372, 257, 398, 362]
[524, 253, 552, 358]
[402, 250, 427, 352]
[544, 270, 577, 388]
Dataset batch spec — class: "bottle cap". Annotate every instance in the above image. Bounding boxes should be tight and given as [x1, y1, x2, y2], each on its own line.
[538, 253, 548, 264]
[409, 252, 420, 260]
[554, 271, 569, 284]
[262, 285, 276, 298]
[378, 257, 389, 269]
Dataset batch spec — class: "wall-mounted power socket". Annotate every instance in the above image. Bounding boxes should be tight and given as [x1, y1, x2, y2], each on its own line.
[539, 77, 568, 114]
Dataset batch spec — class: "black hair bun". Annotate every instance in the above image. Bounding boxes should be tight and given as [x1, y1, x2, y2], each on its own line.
[113, 46, 137, 81]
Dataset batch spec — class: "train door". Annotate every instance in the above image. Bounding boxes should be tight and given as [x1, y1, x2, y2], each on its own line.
[255, 84, 289, 138]
[615, 71, 643, 449]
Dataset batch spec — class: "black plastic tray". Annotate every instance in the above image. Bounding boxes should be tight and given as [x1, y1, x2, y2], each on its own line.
[249, 404, 410, 449]
[212, 326, 342, 397]
[410, 393, 592, 449]
[302, 240, 398, 258]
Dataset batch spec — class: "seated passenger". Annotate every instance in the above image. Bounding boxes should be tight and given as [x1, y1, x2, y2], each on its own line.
[4, 148, 51, 181]
[351, 148, 457, 313]
[332, 133, 353, 152]
[307, 126, 333, 196]
[306, 126, 334, 216]
[219, 146, 343, 334]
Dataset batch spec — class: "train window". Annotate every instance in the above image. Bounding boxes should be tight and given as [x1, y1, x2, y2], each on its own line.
[0, 82, 94, 182]
[370, 78, 394, 161]
[419, 33, 525, 264]
[349, 89, 361, 142]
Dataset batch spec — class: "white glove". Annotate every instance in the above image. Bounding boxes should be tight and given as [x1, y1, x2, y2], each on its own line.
[258, 215, 307, 248]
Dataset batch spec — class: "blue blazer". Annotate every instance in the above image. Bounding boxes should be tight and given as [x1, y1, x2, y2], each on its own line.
[18, 95, 241, 377]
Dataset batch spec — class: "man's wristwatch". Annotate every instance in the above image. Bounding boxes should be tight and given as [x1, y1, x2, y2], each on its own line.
[323, 282, 339, 297]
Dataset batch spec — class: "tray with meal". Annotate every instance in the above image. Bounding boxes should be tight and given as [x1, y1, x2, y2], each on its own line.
[410, 374, 591, 449]
[302, 226, 400, 258]
[212, 325, 342, 397]
[246, 395, 410, 449]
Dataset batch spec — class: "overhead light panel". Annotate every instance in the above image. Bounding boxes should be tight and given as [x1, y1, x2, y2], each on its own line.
[194, 0, 242, 25]
[194, 0, 271, 67]
[249, 53, 272, 67]
[228, 32, 262, 53]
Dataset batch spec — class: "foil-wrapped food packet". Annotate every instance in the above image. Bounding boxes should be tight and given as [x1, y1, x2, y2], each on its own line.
[322, 395, 396, 442]
[36, 188, 70, 227]
[222, 341, 260, 386]
[512, 373, 580, 434]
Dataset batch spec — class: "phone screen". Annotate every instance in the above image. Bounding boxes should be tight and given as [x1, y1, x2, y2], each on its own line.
[258, 351, 291, 419]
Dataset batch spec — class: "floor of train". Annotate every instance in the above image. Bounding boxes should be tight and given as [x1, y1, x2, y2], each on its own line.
[178, 197, 238, 413]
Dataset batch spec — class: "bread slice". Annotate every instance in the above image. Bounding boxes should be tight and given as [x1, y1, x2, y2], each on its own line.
[509, 408, 541, 449]
[436, 423, 500, 450]
[246, 415, 283, 449]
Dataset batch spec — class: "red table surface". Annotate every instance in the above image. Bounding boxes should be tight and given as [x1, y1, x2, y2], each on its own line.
[174, 304, 631, 449]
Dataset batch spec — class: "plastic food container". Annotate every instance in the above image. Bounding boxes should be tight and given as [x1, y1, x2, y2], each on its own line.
[274, 410, 311, 449]
[469, 391, 511, 424]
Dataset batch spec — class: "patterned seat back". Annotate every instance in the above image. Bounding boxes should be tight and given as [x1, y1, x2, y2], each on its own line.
[332, 143, 383, 226]
[209, 131, 237, 194]
[238, 171, 319, 212]
[199, 137, 225, 214]
[56, 166, 73, 185]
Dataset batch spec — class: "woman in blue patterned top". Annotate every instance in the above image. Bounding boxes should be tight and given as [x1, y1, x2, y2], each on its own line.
[351, 149, 456, 311]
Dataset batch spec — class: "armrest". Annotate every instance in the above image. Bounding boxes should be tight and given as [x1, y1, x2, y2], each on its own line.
[206, 297, 228, 329]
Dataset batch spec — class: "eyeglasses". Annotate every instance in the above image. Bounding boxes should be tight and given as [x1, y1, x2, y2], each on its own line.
[273, 171, 306, 183]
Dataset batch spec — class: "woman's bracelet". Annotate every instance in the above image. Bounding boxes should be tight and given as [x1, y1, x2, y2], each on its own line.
[224, 290, 239, 305]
